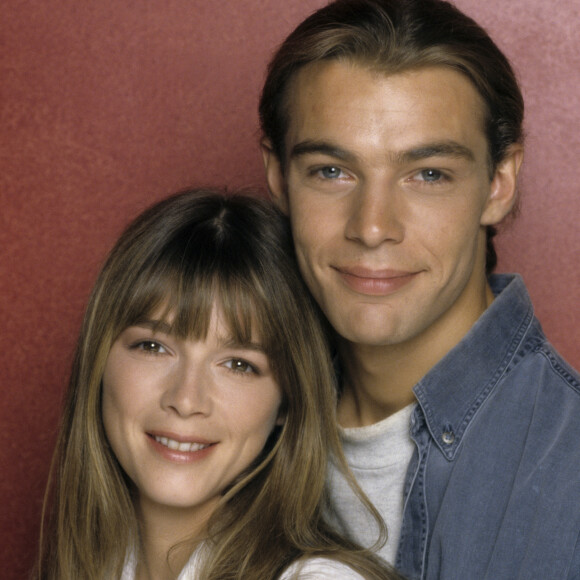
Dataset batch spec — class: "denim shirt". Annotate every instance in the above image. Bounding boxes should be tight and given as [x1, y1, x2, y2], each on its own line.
[396, 274, 580, 580]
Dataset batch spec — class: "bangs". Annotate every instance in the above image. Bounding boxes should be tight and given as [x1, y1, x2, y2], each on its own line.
[99, 189, 293, 365]
[112, 243, 269, 349]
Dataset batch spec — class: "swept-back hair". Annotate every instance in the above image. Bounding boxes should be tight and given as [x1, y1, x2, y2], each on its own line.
[259, 0, 525, 273]
[36, 188, 399, 579]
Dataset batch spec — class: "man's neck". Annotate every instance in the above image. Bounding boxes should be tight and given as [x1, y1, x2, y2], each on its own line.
[336, 341, 422, 427]
[337, 282, 495, 428]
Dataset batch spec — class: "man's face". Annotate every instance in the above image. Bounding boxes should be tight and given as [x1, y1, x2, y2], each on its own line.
[264, 61, 521, 349]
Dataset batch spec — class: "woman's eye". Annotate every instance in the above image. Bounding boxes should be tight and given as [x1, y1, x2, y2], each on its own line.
[132, 341, 167, 354]
[224, 358, 257, 374]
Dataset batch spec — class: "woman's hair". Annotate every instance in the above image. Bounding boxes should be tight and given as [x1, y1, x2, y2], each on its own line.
[36, 188, 399, 579]
[259, 0, 525, 274]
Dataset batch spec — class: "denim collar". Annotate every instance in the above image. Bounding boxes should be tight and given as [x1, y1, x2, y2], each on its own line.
[412, 274, 536, 460]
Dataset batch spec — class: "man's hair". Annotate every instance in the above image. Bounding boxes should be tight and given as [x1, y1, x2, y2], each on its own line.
[259, 0, 525, 273]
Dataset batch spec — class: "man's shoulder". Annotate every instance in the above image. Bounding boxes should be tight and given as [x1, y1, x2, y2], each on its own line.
[533, 339, 580, 391]
[487, 273, 579, 398]
[420, 329, 580, 579]
[483, 325, 580, 454]
[503, 319, 580, 401]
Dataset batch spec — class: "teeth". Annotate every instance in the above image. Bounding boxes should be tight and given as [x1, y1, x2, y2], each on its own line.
[154, 435, 210, 452]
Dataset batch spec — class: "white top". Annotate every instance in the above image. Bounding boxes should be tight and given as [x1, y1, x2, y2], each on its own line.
[121, 550, 365, 579]
[326, 403, 416, 565]
[281, 557, 366, 579]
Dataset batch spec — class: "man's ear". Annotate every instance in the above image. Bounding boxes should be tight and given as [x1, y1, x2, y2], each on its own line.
[481, 144, 524, 226]
[261, 138, 289, 214]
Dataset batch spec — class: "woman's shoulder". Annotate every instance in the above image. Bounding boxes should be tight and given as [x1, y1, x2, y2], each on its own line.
[279, 556, 367, 579]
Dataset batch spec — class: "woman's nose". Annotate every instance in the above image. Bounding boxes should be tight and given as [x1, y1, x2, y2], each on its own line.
[160, 362, 212, 417]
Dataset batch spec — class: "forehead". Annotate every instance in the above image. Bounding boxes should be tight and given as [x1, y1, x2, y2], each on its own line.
[285, 60, 489, 163]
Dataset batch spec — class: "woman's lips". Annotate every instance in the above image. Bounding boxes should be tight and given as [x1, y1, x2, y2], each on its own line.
[147, 432, 217, 463]
[334, 267, 418, 296]
[153, 435, 211, 453]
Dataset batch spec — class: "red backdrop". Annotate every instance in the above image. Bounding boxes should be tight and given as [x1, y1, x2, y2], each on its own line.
[1, 1, 578, 577]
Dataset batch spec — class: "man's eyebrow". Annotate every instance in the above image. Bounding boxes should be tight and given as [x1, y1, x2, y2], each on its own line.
[290, 140, 357, 163]
[289, 139, 475, 165]
[395, 141, 476, 163]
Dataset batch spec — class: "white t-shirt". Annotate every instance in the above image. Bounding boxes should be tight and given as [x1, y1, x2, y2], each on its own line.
[326, 403, 416, 565]
[121, 550, 365, 579]
[281, 557, 367, 579]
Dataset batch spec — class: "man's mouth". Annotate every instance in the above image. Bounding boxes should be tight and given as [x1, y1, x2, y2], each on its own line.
[334, 266, 419, 296]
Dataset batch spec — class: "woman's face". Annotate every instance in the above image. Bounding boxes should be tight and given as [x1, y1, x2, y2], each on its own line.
[102, 306, 283, 526]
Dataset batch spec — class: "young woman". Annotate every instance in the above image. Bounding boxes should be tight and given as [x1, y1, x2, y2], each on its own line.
[35, 189, 402, 579]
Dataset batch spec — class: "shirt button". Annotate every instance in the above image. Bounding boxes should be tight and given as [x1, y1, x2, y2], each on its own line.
[442, 431, 455, 445]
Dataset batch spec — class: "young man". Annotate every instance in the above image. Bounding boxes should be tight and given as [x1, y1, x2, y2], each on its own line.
[259, 1, 580, 578]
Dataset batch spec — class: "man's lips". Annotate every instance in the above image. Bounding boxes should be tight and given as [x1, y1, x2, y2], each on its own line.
[334, 266, 419, 296]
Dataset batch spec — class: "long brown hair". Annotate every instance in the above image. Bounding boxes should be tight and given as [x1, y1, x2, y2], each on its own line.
[259, 0, 525, 274]
[36, 188, 400, 579]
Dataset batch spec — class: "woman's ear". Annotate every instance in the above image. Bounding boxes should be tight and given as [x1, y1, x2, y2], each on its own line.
[481, 144, 524, 226]
[261, 138, 289, 214]
[275, 410, 287, 427]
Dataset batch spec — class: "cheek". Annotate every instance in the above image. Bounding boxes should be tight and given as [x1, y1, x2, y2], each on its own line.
[419, 204, 483, 263]
[288, 189, 341, 248]
[100, 388, 126, 472]
[101, 383, 126, 449]
[101, 359, 125, 426]
[290, 208, 338, 277]
[229, 391, 282, 447]
[101, 373, 143, 444]
[255, 400, 283, 437]
[101, 357, 155, 423]
[101, 381, 117, 430]
[290, 211, 319, 253]
[288, 221, 323, 287]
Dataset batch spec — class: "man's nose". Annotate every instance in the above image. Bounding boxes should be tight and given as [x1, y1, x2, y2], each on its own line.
[344, 179, 405, 248]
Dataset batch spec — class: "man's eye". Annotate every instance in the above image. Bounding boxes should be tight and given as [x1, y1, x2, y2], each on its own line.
[418, 169, 444, 182]
[224, 358, 257, 374]
[318, 166, 343, 179]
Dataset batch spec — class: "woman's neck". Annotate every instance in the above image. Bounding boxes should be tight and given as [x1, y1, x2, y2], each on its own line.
[135, 498, 215, 580]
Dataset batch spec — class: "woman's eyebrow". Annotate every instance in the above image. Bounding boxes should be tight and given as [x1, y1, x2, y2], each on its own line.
[128, 323, 267, 352]
[130, 319, 173, 334]
[220, 337, 267, 353]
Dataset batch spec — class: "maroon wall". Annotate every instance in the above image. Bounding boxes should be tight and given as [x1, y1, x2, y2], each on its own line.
[1, 1, 578, 577]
